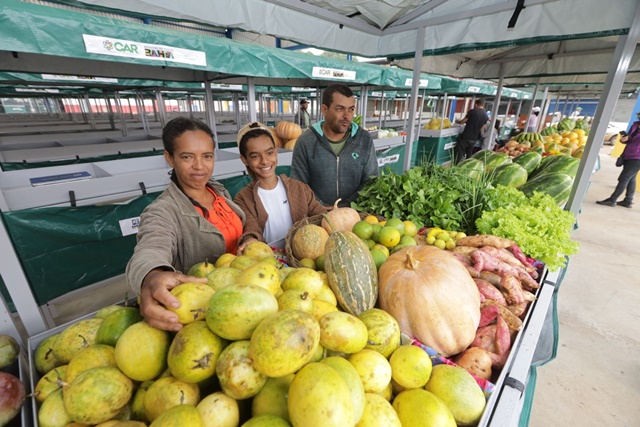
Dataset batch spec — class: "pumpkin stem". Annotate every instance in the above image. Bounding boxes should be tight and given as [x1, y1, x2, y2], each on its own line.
[332, 198, 342, 210]
[404, 251, 418, 270]
[322, 214, 336, 233]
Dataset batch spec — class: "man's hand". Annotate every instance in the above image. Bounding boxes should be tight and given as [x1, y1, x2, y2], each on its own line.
[237, 237, 259, 255]
[139, 269, 207, 331]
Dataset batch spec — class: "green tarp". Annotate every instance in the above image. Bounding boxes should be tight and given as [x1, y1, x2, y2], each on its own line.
[1, 150, 164, 172]
[0, 167, 290, 305]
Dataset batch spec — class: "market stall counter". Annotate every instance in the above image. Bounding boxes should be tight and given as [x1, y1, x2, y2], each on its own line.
[415, 126, 463, 166]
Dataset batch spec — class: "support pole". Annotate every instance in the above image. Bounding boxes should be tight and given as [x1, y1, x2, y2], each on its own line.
[403, 25, 426, 171]
[524, 80, 540, 131]
[204, 82, 219, 149]
[247, 78, 257, 122]
[488, 64, 505, 148]
[114, 91, 128, 136]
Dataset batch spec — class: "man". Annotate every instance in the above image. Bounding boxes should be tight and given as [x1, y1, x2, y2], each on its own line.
[291, 84, 379, 207]
[526, 106, 541, 133]
[455, 98, 489, 163]
[293, 98, 311, 128]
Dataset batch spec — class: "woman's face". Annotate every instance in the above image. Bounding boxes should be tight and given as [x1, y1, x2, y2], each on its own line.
[164, 129, 215, 192]
[240, 134, 277, 181]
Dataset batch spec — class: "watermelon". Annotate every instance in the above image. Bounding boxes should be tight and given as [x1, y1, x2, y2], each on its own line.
[520, 173, 574, 206]
[471, 149, 494, 162]
[557, 118, 576, 133]
[513, 152, 542, 175]
[455, 158, 485, 179]
[574, 119, 590, 134]
[492, 163, 528, 189]
[541, 126, 557, 136]
[484, 152, 512, 173]
[532, 155, 580, 179]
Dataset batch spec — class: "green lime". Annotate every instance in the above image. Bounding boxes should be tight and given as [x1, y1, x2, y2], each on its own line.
[435, 232, 451, 242]
[426, 236, 436, 245]
[370, 249, 388, 270]
[403, 221, 418, 238]
[299, 258, 316, 270]
[378, 226, 401, 248]
[385, 218, 405, 236]
[445, 240, 456, 250]
[352, 220, 374, 240]
[399, 236, 417, 246]
[315, 254, 325, 271]
[371, 224, 383, 243]
[434, 239, 446, 250]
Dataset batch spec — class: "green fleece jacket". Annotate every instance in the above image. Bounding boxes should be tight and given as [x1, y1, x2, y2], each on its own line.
[126, 179, 245, 293]
[290, 122, 379, 207]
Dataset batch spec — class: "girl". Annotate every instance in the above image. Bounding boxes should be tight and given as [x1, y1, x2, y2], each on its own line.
[234, 122, 328, 251]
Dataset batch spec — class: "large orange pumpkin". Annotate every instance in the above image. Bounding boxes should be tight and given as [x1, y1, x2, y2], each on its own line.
[276, 121, 302, 140]
[268, 128, 284, 148]
[284, 138, 297, 150]
[378, 245, 480, 357]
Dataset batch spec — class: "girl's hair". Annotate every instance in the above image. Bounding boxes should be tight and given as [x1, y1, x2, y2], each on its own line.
[163, 117, 215, 218]
[238, 125, 276, 180]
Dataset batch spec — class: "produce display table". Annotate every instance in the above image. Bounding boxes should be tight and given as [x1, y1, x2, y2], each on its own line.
[415, 126, 463, 166]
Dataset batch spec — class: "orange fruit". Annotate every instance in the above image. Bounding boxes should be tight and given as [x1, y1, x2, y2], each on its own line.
[364, 215, 379, 225]
[385, 218, 405, 236]
[352, 221, 374, 240]
[402, 221, 418, 238]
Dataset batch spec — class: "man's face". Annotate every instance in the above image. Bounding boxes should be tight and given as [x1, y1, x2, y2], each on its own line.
[301, 102, 308, 111]
[322, 92, 356, 135]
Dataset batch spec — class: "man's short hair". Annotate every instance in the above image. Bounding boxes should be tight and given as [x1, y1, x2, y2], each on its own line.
[322, 84, 354, 107]
[300, 99, 309, 105]
[475, 98, 485, 107]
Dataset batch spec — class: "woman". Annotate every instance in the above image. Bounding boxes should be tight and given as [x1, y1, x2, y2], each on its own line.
[233, 122, 327, 251]
[526, 107, 540, 133]
[597, 115, 640, 208]
[126, 117, 245, 331]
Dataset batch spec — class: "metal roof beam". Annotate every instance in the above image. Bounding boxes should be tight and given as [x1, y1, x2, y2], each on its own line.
[263, 0, 382, 35]
[383, 0, 561, 35]
[478, 48, 617, 64]
[388, 0, 449, 28]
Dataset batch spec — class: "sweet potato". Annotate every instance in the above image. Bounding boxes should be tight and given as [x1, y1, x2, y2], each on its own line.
[497, 274, 525, 305]
[480, 246, 538, 278]
[478, 271, 502, 287]
[451, 246, 477, 256]
[456, 235, 516, 249]
[474, 279, 506, 306]
[455, 347, 493, 380]
[481, 301, 523, 331]
[471, 250, 540, 289]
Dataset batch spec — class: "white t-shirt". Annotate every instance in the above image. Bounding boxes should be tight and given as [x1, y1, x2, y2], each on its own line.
[257, 177, 293, 248]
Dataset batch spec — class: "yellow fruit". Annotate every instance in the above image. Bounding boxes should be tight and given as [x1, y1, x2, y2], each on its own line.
[38, 389, 71, 427]
[52, 318, 103, 364]
[237, 261, 281, 295]
[424, 364, 487, 426]
[385, 218, 405, 236]
[319, 312, 368, 354]
[250, 310, 320, 378]
[377, 382, 393, 401]
[66, 344, 116, 383]
[364, 215, 379, 225]
[243, 241, 274, 260]
[206, 283, 278, 341]
[298, 258, 317, 270]
[434, 239, 446, 250]
[426, 236, 436, 245]
[34, 334, 62, 375]
[378, 227, 401, 248]
[356, 393, 401, 427]
[357, 308, 401, 359]
[288, 363, 354, 427]
[445, 240, 456, 250]
[229, 255, 259, 270]
[187, 260, 215, 278]
[392, 389, 456, 427]
[242, 414, 291, 426]
[352, 220, 374, 240]
[348, 349, 392, 393]
[198, 392, 239, 427]
[399, 235, 417, 247]
[321, 357, 366, 423]
[143, 376, 200, 422]
[378, 221, 387, 227]
[168, 282, 215, 324]
[252, 375, 294, 421]
[94, 305, 124, 319]
[403, 221, 418, 237]
[34, 365, 67, 403]
[389, 345, 433, 389]
[167, 320, 225, 384]
[312, 299, 339, 321]
[569, 131, 579, 141]
[217, 340, 267, 400]
[206, 267, 241, 291]
[215, 253, 236, 268]
[372, 244, 390, 258]
[435, 231, 451, 242]
[115, 322, 170, 381]
[148, 404, 203, 427]
[456, 232, 467, 239]
[426, 227, 441, 239]
[64, 366, 133, 425]
[315, 283, 337, 306]
[281, 268, 324, 298]
[277, 289, 314, 313]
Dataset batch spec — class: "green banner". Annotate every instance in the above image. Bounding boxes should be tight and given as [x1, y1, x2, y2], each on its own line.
[1, 150, 164, 171]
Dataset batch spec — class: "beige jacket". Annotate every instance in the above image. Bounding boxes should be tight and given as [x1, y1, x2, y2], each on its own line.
[126, 179, 245, 293]
[234, 175, 328, 246]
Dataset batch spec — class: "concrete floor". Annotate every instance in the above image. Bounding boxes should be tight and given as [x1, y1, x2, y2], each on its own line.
[529, 146, 640, 426]
[42, 145, 640, 425]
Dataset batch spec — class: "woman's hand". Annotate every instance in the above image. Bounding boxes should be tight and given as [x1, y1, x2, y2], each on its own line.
[237, 237, 259, 255]
[139, 269, 207, 331]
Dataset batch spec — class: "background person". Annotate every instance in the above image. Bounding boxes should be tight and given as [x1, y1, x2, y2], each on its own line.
[455, 98, 489, 163]
[291, 84, 378, 207]
[527, 107, 541, 133]
[126, 117, 245, 331]
[233, 122, 328, 251]
[294, 98, 311, 128]
[596, 114, 640, 208]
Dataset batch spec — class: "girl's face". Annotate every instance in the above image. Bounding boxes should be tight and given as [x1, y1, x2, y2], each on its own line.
[240, 134, 278, 181]
[164, 129, 215, 192]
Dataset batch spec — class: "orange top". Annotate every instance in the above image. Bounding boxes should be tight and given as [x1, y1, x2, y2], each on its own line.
[194, 187, 243, 254]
